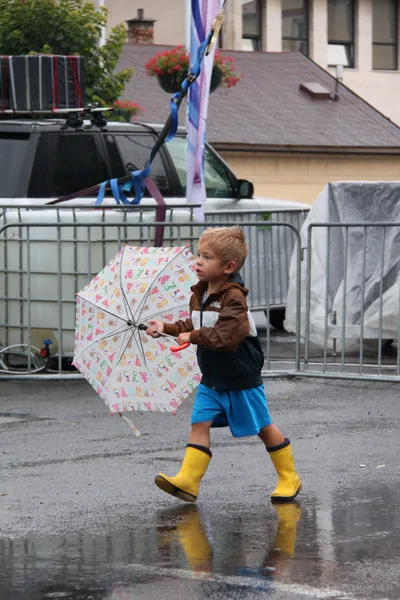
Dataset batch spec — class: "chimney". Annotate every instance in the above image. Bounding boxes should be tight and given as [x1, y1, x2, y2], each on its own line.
[126, 9, 156, 44]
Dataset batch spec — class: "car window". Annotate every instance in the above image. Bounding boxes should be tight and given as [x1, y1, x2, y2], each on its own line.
[104, 134, 125, 178]
[166, 136, 233, 198]
[0, 133, 30, 197]
[113, 134, 171, 197]
[45, 134, 108, 197]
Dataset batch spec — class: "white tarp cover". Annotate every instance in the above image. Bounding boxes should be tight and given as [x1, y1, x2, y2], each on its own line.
[285, 182, 400, 349]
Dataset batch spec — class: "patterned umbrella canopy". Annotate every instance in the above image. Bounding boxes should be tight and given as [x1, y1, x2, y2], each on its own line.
[73, 245, 201, 418]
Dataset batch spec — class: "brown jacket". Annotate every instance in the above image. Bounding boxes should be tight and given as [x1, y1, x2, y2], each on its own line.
[164, 274, 264, 391]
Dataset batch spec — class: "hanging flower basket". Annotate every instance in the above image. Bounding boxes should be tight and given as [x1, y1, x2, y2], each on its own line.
[110, 100, 144, 123]
[157, 66, 223, 94]
[145, 46, 242, 94]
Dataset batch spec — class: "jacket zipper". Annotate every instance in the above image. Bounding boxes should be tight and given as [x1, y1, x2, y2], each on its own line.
[200, 294, 212, 327]
[200, 298, 206, 327]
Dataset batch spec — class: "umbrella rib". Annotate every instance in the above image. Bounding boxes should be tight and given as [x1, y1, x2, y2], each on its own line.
[76, 294, 127, 324]
[74, 324, 134, 362]
[132, 329, 174, 414]
[134, 327, 148, 367]
[119, 245, 136, 325]
[94, 325, 133, 344]
[138, 302, 192, 325]
[135, 246, 189, 323]
[133, 254, 175, 323]
[131, 330, 156, 389]
[134, 329, 169, 399]
[115, 328, 136, 367]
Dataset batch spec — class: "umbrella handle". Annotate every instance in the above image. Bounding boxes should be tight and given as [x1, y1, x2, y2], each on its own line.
[138, 323, 189, 352]
[170, 342, 190, 353]
[119, 413, 142, 438]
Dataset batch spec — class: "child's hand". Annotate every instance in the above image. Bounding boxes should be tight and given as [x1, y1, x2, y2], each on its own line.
[177, 332, 191, 346]
[147, 320, 164, 338]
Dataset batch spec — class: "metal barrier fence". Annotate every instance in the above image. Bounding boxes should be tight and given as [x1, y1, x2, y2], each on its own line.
[0, 204, 309, 311]
[0, 208, 303, 378]
[206, 208, 308, 309]
[299, 222, 400, 382]
[1, 209, 399, 383]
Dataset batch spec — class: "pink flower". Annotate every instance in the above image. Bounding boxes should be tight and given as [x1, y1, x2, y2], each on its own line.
[144, 46, 242, 88]
[113, 99, 144, 115]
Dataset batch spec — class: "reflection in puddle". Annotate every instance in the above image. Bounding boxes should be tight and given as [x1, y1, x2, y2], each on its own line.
[157, 505, 214, 572]
[1, 487, 399, 599]
[0, 503, 306, 600]
[156, 502, 301, 578]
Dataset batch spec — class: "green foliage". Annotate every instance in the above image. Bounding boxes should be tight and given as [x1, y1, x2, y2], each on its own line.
[0, 0, 133, 105]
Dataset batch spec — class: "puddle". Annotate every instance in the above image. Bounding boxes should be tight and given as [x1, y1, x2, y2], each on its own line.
[1, 487, 399, 600]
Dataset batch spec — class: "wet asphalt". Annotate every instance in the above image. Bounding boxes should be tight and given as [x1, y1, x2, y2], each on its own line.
[1, 370, 400, 600]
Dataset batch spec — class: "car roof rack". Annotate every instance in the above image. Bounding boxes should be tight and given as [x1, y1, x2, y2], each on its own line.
[0, 105, 114, 130]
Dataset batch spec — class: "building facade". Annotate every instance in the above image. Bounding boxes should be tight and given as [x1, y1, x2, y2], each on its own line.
[119, 45, 400, 206]
[101, 0, 400, 126]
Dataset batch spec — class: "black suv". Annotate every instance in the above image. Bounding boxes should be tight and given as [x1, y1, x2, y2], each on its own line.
[0, 118, 309, 334]
[0, 120, 257, 205]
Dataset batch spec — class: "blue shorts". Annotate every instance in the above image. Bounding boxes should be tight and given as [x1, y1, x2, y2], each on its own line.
[192, 383, 272, 438]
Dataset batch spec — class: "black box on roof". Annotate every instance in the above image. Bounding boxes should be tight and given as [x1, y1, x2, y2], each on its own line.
[56, 55, 86, 110]
[8, 56, 29, 111]
[1, 54, 85, 113]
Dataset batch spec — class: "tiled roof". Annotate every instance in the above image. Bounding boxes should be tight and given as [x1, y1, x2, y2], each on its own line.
[118, 44, 400, 149]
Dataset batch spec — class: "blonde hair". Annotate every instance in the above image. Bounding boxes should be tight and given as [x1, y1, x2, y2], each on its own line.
[198, 226, 248, 273]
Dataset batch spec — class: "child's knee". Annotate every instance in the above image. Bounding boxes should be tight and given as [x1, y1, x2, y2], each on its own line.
[191, 421, 212, 433]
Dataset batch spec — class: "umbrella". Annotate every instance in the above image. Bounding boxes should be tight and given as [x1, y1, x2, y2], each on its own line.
[73, 245, 201, 436]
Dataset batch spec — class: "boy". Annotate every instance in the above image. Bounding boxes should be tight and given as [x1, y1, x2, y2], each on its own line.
[147, 227, 301, 503]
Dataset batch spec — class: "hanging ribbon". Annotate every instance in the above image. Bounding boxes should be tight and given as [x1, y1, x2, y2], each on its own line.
[95, 162, 151, 206]
[164, 33, 212, 144]
[95, 29, 213, 207]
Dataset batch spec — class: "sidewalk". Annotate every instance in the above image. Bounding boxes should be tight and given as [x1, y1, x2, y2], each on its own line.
[1, 377, 399, 599]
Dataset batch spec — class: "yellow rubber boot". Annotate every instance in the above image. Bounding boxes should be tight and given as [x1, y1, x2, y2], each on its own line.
[176, 506, 213, 571]
[271, 502, 302, 557]
[268, 440, 302, 502]
[155, 444, 211, 503]
[262, 503, 302, 575]
[157, 506, 212, 572]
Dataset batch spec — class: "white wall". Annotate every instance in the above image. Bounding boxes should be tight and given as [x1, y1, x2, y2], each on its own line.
[311, 0, 400, 125]
[96, 0, 185, 46]
[331, 69, 400, 126]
